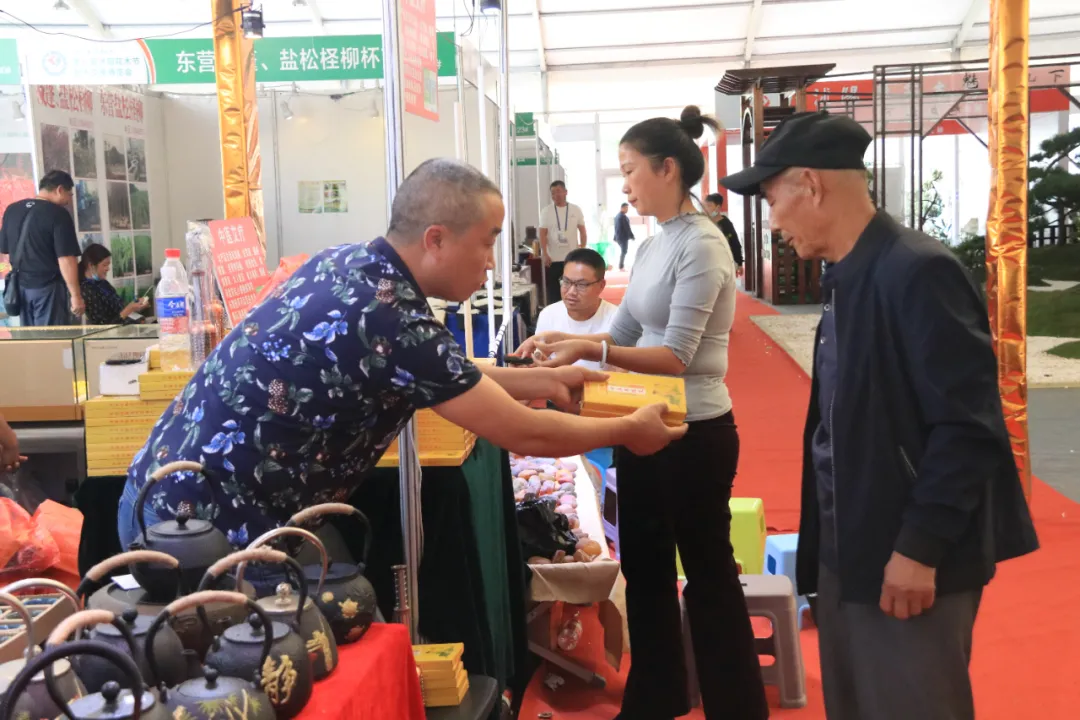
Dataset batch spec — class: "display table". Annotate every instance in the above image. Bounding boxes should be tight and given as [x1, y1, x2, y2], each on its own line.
[345, 439, 529, 702]
[525, 456, 625, 687]
[296, 623, 425, 720]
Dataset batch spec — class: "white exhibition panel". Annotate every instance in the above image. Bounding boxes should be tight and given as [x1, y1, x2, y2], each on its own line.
[156, 87, 500, 265]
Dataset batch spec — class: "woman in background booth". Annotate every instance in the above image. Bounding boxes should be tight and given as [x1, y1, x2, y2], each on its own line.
[515, 106, 767, 719]
[79, 243, 148, 325]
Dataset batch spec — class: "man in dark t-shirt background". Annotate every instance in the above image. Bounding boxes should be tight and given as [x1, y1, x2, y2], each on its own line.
[0, 170, 84, 326]
[704, 193, 744, 277]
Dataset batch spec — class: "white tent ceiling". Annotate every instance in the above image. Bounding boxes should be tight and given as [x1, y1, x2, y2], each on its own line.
[1, 0, 1078, 121]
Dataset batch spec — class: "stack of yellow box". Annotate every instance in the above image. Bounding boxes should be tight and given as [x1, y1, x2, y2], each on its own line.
[138, 370, 195, 401]
[377, 410, 477, 467]
[413, 643, 469, 708]
[581, 371, 687, 427]
[83, 396, 171, 477]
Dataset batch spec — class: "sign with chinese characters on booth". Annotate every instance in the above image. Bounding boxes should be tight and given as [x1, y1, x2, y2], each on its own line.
[399, 0, 439, 120]
[209, 217, 271, 325]
[17, 33, 458, 85]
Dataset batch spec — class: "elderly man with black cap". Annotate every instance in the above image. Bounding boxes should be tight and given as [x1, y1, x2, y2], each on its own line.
[722, 111, 1038, 719]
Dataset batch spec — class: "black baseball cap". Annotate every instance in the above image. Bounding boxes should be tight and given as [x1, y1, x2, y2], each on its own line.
[720, 111, 872, 196]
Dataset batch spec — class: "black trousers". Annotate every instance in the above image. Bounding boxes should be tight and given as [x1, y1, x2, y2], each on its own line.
[544, 260, 565, 306]
[20, 279, 72, 326]
[616, 412, 768, 720]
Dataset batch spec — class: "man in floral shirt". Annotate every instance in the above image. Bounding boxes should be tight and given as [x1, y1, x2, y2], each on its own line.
[119, 159, 684, 549]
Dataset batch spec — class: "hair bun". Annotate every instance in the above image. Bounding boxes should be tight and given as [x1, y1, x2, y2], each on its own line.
[679, 105, 705, 140]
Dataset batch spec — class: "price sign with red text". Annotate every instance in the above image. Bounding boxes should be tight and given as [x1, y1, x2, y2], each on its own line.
[209, 217, 270, 325]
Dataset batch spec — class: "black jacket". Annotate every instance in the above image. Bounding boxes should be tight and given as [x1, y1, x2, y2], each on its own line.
[614, 212, 634, 244]
[796, 212, 1038, 603]
[716, 215, 744, 266]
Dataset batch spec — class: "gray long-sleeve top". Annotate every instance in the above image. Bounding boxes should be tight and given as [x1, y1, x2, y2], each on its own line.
[607, 212, 737, 422]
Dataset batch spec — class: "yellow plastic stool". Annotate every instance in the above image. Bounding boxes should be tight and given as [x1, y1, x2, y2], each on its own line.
[676, 497, 766, 579]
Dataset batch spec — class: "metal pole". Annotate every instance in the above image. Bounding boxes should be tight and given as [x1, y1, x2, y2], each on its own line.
[478, 53, 497, 354]
[380, 0, 421, 644]
[536, 136, 546, 306]
[498, 3, 514, 358]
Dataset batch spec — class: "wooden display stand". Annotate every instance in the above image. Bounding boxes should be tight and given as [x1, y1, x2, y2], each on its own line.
[717, 65, 834, 305]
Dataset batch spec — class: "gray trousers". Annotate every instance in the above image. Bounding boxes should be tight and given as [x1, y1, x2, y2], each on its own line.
[817, 565, 981, 720]
[19, 280, 72, 327]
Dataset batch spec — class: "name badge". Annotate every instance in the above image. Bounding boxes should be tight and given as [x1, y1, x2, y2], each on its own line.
[556, 232, 569, 246]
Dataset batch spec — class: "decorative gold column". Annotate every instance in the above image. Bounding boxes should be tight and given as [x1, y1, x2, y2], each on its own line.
[212, 0, 265, 249]
[986, 0, 1032, 502]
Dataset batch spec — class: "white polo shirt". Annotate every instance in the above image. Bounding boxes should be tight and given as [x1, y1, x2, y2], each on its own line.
[539, 202, 586, 262]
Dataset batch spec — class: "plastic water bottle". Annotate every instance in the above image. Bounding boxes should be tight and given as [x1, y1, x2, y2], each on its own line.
[156, 248, 192, 371]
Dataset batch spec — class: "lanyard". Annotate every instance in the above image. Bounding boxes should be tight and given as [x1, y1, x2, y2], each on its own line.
[555, 204, 569, 232]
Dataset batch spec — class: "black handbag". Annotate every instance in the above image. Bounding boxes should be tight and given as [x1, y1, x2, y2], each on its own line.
[2, 203, 40, 318]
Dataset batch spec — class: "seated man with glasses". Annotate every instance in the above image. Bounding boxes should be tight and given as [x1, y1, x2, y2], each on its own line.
[534, 248, 618, 371]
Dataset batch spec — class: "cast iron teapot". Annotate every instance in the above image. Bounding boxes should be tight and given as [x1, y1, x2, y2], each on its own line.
[127, 461, 233, 602]
[0, 581, 85, 718]
[145, 591, 276, 720]
[76, 550, 192, 690]
[2, 638, 161, 720]
[42, 611, 170, 720]
[199, 549, 314, 719]
[286, 503, 378, 644]
[238, 527, 338, 680]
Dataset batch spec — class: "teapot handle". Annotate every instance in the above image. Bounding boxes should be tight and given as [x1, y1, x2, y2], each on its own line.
[44, 609, 144, 719]
[132, 460, 210, 546]
[240, 526, 328, 594]
[146, 591, 273, 688]
[1, 578, 81, 649]
[0, 640, 144, 720]
[287, 502, 373, 570]
[76, 549, 183, 606]
[0, 592, 35, 661]
[200, 548, 308, 629]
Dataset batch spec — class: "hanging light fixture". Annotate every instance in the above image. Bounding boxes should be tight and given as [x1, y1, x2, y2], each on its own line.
[241, 5, 265, 39]
[53, 0, 70, 10]
[480, 0, 500, 12]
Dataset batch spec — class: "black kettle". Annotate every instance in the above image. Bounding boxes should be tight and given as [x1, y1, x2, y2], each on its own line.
[2, 638, 165, 720]
[0, 582, 85, 718]
[199, 549, 314, 719]
[238, 527, 339, 680]
[145, 591, 276, 720]
[42, 610, 170, 720]
[287, 503, 378, 644]
[76, 549, 192, 690]
[127, 461, 233, 602]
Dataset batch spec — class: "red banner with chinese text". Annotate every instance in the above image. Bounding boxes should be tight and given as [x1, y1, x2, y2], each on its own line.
[209, 217, 270, 325]
[399, 0, 439, 121]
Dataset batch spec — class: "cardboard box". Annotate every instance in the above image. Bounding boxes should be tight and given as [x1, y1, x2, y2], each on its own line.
[581, 372, 686, 427]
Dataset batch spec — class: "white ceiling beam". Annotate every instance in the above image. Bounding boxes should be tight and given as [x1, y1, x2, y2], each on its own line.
[305, 0, 326, 32]
[533, 0, 547, 72]
[743, 0, 764, 66]
[951, 0, 982, 51]
[68, 0, 109, 38]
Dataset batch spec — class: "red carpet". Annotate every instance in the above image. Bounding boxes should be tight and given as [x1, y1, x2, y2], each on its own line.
[520, 292, 1080, 718]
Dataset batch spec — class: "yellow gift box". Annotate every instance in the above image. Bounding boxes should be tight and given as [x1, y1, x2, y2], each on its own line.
[581, 372, 686, 427]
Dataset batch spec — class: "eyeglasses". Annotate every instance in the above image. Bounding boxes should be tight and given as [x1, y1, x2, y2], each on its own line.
[559, 277, 600, 292]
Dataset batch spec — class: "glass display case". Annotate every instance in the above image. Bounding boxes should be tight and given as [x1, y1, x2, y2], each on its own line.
[78, 324, 160, 400]
[0, 325, 105, 422]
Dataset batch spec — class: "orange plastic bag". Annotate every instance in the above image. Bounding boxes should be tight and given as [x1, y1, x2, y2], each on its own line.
[252, 254, 310, 308]
[32, 500, 83, 577]
[0, 498, 60, 579]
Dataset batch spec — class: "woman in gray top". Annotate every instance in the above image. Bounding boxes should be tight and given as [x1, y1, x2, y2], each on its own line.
[517, 105, 768, 719]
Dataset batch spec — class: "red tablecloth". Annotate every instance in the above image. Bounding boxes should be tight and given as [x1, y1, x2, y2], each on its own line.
[297, 623, 425, 720]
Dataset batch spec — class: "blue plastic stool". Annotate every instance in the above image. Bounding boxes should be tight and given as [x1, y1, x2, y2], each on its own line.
[765, 533, 811, 628]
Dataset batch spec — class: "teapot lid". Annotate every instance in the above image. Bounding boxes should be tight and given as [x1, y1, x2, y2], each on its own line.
[254, 583, 313, 616]
[176, 666, 253, 700]
[66, 681, 157, 719]
[148, 511, 217, 538]
[96, 608, 151, 638]
[221, 614, 291, 645]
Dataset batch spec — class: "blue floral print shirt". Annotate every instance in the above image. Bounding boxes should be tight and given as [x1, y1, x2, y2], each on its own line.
[125, 237, 481, 546]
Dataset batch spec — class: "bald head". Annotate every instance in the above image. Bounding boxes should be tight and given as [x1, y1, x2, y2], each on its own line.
[388, 158, 502, 242]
